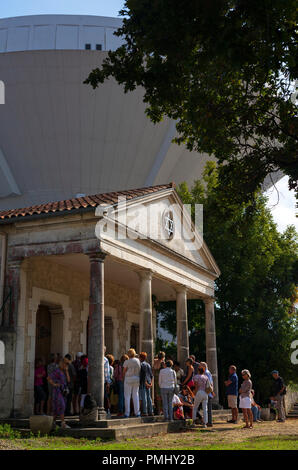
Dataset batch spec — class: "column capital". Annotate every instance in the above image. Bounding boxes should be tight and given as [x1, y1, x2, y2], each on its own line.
[203, 297, 215, 306]
[137, 269, 153, 281]
[87, 250, 107, 262]
[175, 284, 188, 294]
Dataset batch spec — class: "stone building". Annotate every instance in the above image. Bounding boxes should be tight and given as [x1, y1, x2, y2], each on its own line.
[0, 183, 220, 418]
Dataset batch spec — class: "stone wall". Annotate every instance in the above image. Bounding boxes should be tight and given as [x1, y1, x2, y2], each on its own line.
[0, 329, 16, 418]
[285, 384, 298, 414]
[10, 255, 140, 417]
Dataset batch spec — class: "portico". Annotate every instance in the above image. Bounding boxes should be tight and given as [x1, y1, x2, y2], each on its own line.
[0, 184, 220, 418]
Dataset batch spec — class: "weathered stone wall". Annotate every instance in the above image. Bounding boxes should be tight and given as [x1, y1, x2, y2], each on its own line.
[10, 255, 140, 417]
[284, 384, 298, 414]
[0, 330, 16, 418]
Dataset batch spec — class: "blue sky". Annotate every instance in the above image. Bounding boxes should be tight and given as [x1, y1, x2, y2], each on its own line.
[0, 0, 125, 19]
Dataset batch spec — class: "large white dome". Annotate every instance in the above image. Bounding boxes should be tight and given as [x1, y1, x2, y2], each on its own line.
[0, 15, 279, 210]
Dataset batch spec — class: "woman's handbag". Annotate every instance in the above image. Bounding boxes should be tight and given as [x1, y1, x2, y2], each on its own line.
[205, 378, 213, 395]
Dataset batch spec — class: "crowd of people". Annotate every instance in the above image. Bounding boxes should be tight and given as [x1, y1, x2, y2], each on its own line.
[34, 349, 287, 429]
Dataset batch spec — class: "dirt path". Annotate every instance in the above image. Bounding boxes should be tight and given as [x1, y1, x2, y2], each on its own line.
[0, 418, 297, 450]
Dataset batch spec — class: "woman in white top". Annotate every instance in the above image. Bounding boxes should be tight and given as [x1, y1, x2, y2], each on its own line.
[158, 360, 177, 421]
[123, 349, 141, 418]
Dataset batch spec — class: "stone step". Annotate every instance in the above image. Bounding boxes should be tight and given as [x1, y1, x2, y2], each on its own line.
[14, 420, 186, 441]
[62, 420, 187, 440]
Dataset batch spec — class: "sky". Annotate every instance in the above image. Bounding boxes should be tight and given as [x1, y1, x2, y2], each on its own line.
[266, 176, 297, 233]
[0, 0, 125, 19]
[1, 1, 296, 234]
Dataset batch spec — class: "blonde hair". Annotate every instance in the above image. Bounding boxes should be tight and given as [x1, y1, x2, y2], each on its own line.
[127, 348, 136, 358]
[241, 369, 251, 378]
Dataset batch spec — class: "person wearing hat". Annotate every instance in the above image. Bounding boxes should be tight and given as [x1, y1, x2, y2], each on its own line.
[239, 369, 253, 428]
[270, 370, 286, 422]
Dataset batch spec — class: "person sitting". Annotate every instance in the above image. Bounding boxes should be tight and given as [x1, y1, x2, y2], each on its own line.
[178, 385, 194, 419]
[79, 394, 98, 424]
[251, 389, 262, 423]
[172, 393, 184, 420]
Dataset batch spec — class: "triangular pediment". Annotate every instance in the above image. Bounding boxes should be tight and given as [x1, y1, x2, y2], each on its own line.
[96, 187, 220, 278]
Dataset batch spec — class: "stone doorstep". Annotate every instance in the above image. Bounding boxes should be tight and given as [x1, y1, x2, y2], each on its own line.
[57, 420, 186, 440]
[0, 412, 238, 432]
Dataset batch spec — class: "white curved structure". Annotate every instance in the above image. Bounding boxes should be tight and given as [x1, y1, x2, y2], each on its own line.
[0, 14, 212, 210]
[1, 15, 280, 211]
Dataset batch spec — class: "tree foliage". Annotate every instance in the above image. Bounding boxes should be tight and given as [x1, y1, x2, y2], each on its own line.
[157, 162, 298, 404]
[85, 0, 298, 202]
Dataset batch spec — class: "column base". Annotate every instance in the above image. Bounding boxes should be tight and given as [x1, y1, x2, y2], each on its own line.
[97, 408, 108, 420]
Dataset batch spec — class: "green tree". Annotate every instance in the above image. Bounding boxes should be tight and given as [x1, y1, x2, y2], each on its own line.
[157, 162, 297, 404]
[85, 0, 298, 203]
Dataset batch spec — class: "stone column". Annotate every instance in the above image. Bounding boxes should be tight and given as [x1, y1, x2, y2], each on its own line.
[138, 270, 153, 365]
[6, 258, 23, 328]
[176, 286, 189, 367]
[204, 298, 219, 403]
[87, 251, 106, 419]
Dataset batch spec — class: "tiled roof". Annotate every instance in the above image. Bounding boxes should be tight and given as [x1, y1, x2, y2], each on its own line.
[0, 183, 174, 223]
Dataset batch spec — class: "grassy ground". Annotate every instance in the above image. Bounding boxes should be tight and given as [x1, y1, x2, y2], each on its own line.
[0, 419, 297, 450]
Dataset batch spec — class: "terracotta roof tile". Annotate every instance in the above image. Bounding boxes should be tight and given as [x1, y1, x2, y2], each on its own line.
[0, 183, 174, 223]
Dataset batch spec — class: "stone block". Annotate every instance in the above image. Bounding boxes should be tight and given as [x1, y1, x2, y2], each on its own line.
[29, 415, 53, 434]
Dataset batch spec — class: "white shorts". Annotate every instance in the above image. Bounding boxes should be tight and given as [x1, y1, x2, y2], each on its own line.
[239, 396, 251, 409]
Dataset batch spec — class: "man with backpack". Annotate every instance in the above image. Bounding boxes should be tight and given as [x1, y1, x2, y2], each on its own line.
[270, 370, 286, 422]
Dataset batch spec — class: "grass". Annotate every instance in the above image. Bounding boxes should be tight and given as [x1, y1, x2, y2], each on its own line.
[1, 423, 297, 450]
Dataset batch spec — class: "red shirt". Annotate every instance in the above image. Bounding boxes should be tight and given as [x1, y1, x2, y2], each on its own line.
[34, 366, 46, 386]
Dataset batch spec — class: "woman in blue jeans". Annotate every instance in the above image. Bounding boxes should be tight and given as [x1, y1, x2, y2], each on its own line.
[158, 360, 177, 421]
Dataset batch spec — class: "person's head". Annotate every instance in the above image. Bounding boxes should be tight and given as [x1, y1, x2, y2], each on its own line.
[166, 360, 173, 368]
[190, 355, 196, 362]
[106, 354, 114, 366]
[271, 370, 279, 379]
[58, 359, 65, 370]
[55, 353, 61, 363]
[76, 352, 83, 360]
[64, 354, 72, 364]
[120, 354, 129, 363]
[49, 353, 56, 364]
[173, 361, 181, 371]
[241, 369, 251, 380]
[157, 351, 166, 360]
[36, 358, 43, 368]
[139, 352, 147, 362]
[181, 384, 194, 398]
[186, 357, 194, 367]
[81, 357, 88, 368]
[127, 348, 136, 358]
[198, 367, 204, 375]
[199, 361, 208, 372]
[229, 365, 237, 375]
